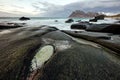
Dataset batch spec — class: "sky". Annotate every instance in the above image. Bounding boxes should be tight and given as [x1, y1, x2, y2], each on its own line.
[0, 0, 120, 17]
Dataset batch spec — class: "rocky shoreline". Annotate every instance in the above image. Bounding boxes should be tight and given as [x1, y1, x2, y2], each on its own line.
[0, 22, 26, 29]
[0, 23, 120, 80]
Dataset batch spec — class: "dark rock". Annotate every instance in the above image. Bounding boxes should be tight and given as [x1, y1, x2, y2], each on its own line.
[71, 23, 87, 29]
[42, 30, 73, 41]
[0, 26, 59, 80]
[117, 21, 120, 23]
[86, 24, 109, 31]
[101, 24, 120, 34]
[89, 18, 98, 22]
[86, 24, 120, 34]
[96, 36, 111, 40]
[65, 19, 74, 23]
[95, 15, 105, 20]
[39, 25, 59, 31]
[47, 27, 59, 31]
[115, 20, 120, 23]
[71, 22, 120, 34]
[38, 35, 120, 80]
[55, 20, 58, 22]
[19, 16, 30, 20]
[63, 30, 120, 54]
[89, 15, 105, 22]
[0, 23, 25, 29]
[79, 21, 90, 24]
[71, 21, 92, 30]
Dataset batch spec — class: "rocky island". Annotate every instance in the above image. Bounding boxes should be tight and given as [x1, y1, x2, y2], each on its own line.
[19, 17, 30, 21]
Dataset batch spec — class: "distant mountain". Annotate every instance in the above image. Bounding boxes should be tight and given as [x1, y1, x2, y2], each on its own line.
[106, 14, 120, 17]
[69, 10, 100, 18]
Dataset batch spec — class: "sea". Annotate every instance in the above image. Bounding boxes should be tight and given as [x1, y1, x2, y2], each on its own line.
[0, 17, 118, 30]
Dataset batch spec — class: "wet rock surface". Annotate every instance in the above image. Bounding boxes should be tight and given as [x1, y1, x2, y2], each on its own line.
[86, 24, 120, 34]
[39, 43, 120, 80]
[71, 23, 120, 34]
[89, 15, 105, 22]
[0, 22, 25, 29]
[0, 26, 120, 80]
[63, 30, 120, 54]
[89, 18, 98, 22]
[95, 15, 105, 20]
[71, 22, 89, 29]
[0, 26, 58, 80]
[65, 19, 74, 23]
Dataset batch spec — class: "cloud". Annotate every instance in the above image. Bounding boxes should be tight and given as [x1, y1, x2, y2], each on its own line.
[11, 5, 24, 9]
[62, 0, 120, 12]
[0, 0, 119, 17]
[40, 0, 120, 17]
[32, 2, 61, 12]
[0, 4, 38, 16]
[31, 1, 64, 16]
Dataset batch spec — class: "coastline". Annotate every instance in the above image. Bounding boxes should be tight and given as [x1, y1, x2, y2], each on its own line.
[0, 0, 120, 79]
[0, 16, 120, 79]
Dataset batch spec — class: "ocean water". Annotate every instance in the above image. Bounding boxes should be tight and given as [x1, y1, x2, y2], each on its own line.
[0, 17, 118, 30]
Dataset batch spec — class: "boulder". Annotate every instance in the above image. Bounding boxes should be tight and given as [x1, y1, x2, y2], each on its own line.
[101, 24, 120, 34]
[86, 24, 120, 34]
[19, 17, 30, 20]
[89, 15, 105, 22]
[86, 24, 109, 31]
[0, 23, 25, 29]
[71, 22, 90, 29]
[95, 15, 105, 20]
[65, 18, 74, 23]
[89, 18, 98, 22]
[55, 20, 58, 22]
